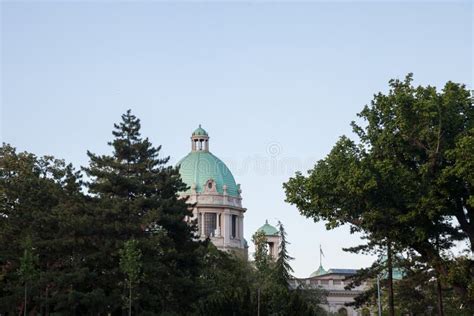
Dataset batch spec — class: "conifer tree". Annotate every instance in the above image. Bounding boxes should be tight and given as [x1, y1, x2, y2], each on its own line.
[274, 221, 294, 288]
[83, 110, 201, 314]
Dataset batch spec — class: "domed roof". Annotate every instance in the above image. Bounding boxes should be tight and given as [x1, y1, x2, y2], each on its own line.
[310, 264, 327, 277]
[177, 151, 239, 197]
[192, 124, 208, 136]
[257, 220, 279, 236]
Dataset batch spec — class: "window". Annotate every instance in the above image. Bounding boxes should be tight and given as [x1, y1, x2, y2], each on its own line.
[231, 215, 237, 238]
[204, 213, 217, 237]
[208, 182, 213, 189]
[268, 242, 274, 257]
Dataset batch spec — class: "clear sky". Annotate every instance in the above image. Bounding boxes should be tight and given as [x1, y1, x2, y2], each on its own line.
[1, 1, 472, 277]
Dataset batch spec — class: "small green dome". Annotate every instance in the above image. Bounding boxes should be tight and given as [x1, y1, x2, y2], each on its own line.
[192, 124, 208, 136]
[257, 220, 279, 236]
[177, 151, 239, 197]
[310, 264, 327, 277]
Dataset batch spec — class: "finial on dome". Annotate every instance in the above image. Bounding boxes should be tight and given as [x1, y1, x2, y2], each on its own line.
[192, 125, 208, 136]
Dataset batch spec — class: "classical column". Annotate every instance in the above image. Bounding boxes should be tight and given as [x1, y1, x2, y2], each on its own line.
[215, 213, 221, 237]
[239, 214, 244, 241]
[201, 211, 206, 237]
[223, 210, 230, 245]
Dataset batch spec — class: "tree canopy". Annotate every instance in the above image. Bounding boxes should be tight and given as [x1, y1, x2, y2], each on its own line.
[284, 74, 474, 311]
[0, 110, 327, 315]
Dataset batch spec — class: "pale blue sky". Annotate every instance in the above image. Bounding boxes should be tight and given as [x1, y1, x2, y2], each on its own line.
[1, 1, 472, 277]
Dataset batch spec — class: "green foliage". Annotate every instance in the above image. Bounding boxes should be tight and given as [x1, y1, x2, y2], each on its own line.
[0, 110, 203, 314]
[83, 109, 202, 314]
[274, 221, 294, 288]
[119, 239, 142, 314]
[1, 111, 330, 315]
[119, 239, 142, 287]
[17, 237, 38, 316]
[0, 143, 93, 313]
[18, 237, 37, 284]
[251, 223, 326, 316]
[192, 243, 256, 315]
[284, 74, 474, 311]
[252, 230, 271, 273]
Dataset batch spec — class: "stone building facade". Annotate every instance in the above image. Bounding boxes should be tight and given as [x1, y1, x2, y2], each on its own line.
[291, 267, 372, 316]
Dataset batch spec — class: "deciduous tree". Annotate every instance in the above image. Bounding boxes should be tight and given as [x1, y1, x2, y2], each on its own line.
[284, 74, 473, 310]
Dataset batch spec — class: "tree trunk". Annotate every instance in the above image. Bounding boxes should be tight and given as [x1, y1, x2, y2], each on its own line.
[412, 241, 468, 303]
[129, 280, 132, 316]
[257, 288, 260, 316]
[24, 282, 27, 316]
[436, 275, 444, 316]
[387, 242, 395, 316]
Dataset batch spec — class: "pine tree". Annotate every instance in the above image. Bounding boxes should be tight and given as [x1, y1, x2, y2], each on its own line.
[83, 110, 201, 314]
[274, 221, 294, 288]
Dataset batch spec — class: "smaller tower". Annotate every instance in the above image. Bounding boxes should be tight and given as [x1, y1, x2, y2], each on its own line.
[191, 124, 209, 152]
[256, 220, 281, 260]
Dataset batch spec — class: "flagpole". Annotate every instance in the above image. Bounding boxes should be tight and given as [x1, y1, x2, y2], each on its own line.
[319, 244, 323, 267]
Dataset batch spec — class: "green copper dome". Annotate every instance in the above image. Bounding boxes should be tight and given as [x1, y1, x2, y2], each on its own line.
[192, 124, 208, 136]
[177, 151, 239, 197]
[257, 220, 279, 236]
[178, 126, 239, 197]
[310, 264, 327, 277]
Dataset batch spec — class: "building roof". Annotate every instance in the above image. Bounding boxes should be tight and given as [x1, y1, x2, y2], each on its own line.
[310, 267, 359, 278]
[177, 151, 239, 197]
[257, 220, 279, 236]
[192, 124, 208, 136]
[326, 269, 358, 275]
